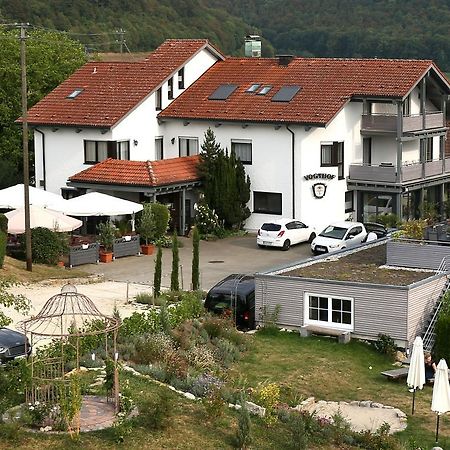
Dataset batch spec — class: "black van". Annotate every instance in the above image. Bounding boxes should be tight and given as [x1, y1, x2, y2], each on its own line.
[204, 274, 255, 330]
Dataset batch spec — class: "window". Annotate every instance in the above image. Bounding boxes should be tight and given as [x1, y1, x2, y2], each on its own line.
[117, 141, 130, 160]
[231, 140, 252, 164]
[321, 141, 344, 180]
[305, 294, 353, 330]
[155, 88, 162, 111]
[253, 192, 282, 215]
[345, 191, 354, 213]
[362, 137, 372, 165]
[168, 77, 174, 100]
[155, 137, 163, 160]
[257, 85, 272, 95]
[67, 88, 83, 99]
[179, 137, 199, 157]
[84, 140, 130, 164]
[402, 95, 411, 116]
[246, 83, 261, 93]
[426, 137, 433, 162]
[178, 68, 184, 89]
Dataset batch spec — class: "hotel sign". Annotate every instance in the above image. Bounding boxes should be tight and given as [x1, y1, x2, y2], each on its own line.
[303, 173, 335, 199]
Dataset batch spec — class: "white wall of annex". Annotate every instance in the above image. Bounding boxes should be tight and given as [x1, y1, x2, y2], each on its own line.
[402, 140, 420, 163]
[33, 126, 113, 195]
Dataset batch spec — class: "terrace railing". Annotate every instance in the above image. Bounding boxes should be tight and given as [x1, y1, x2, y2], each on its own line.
[361, 111, 444, 133]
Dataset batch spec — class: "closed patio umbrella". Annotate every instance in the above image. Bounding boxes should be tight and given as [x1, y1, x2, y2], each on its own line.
[5, 205, 82, 234]
[407, 336, 425, 414]
[431, 359, 450, 443]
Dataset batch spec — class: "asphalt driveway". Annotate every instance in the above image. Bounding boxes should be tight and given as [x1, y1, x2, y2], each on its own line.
[82, 234, 313, 290]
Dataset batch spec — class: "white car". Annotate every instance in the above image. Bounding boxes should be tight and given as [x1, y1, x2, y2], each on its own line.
[310, 221, 367, 255]
[257, 218, 316, 250]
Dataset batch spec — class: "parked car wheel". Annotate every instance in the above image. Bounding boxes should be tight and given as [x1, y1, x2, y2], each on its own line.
[257, 244, 264, 249]
[282, 239, 291, 250]
[308, 232, 316, 243]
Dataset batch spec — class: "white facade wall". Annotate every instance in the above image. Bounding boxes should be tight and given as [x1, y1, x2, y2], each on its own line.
[33, 48, 219, 194]
[403, 140, 420, 164]
[162, 101, 364, 231]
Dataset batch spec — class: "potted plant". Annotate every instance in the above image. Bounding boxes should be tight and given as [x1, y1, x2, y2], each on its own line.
[138, 203, 156, 255]
[97, 221, 117, 263]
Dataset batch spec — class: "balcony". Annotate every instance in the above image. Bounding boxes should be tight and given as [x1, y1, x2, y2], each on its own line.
[349, 159, 450, 184]
[361, 112, 444, 134]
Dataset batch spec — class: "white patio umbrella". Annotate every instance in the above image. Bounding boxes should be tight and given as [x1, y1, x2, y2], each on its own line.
[0, 183, 67, 211]
[407, 336, 425, 414]
[62, 192, 143, 216]
[5, 205, 82, 234]
[431, 359, 450, 443]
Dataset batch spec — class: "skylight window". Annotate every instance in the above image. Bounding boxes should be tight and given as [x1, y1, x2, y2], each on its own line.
[272, 85, 301, 102]
[246, 84, 261, 93]
[209, 84, 238, 100]
[257, 85, 272, 95]
[67, 88, 83, 99]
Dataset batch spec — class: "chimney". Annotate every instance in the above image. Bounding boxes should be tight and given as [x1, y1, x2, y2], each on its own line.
[277, 55, 294, 66]
[245, 35, 261, 58]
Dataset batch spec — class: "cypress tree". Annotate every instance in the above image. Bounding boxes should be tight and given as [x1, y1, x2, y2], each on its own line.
[191, 225, 200, 290]
[170, 230, 179, 291]
[153, 244, 162, 297]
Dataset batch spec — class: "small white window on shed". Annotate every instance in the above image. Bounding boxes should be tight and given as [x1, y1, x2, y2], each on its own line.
[67, 88, 83, 99]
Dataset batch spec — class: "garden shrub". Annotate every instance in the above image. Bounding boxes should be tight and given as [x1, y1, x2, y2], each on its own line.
[434, 292, 450, 361]
[0, 422, 21, 443]
[137, 203, 156, 245]
[254, 382, 280, 426]
[371, 213, 399, 229]
[138, 390, 172, 430]
[258, 304, 281, 334]
[186, 345, 216, 371]
[97, 221, 117, 252]
[20, 227, 64, 264]
[191, 225, 200, 290]
[0, 231, 6, 268]
[0, 214, 8, 234]
[151, 203, 170, 240]
[373, 333, 396, 358]
[202, 385, 225, 421]
[133, 332, 175, 365]
[284, 411, 309, 450]
[212, 337, 240, 367]
[153, 244, 162, 297]
[0, 359, 29, 415]
[194, 200, 220, 236]
[399, 219, 427, 240]
[189, 373, 224, 398]
[235, 397, 252, 450]
[171, 231, 180, 291]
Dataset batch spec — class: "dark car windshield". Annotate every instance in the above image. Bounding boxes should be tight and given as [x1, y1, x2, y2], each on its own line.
[261, 223, 281, 232]
[319, 226, 347, 240]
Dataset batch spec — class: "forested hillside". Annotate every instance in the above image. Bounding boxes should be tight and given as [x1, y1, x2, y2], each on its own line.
[0, 0, 449, 68]
[213, 0, 450, 70]
[0, 0, 274, 56]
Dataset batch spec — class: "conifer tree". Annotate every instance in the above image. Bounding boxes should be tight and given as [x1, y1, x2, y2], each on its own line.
[170, 231, 180, 291]
[153, 244, 162, 297]
[191, 226, 200, 290]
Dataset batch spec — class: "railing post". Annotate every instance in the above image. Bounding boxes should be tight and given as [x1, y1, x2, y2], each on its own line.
[396, 101, 403, 182]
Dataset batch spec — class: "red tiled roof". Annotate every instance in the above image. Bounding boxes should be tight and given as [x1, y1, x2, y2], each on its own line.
[159, 57, 446, 125]
[69, 155, 200, 187]
[26, 39, 222, 127]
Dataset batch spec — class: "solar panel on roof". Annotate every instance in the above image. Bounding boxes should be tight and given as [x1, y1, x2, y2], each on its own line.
[209, 84, 238, 100]
[271, 85, 301, 102]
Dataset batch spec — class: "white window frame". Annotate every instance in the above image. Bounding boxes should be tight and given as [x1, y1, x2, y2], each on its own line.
[179, 136, 199, 157]
[155, 136, 163, 160]
[303, 292, 354, 331]
[231, 139, 252, 164]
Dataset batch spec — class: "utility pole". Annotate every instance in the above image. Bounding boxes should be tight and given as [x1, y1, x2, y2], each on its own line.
[116, 28, 125, 53]
[19, 23, 32, 271]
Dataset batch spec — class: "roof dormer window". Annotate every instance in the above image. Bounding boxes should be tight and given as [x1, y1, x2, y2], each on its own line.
[67, 88, 83, 99]
[246, 84, 261, 93]
[257, 85, 272, 95]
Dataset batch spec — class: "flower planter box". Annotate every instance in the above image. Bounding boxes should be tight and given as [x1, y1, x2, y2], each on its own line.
[112, 235, 140, 259]
[140, 243, 155, 255]
[69, 243, 100, 267]
[99, 251, 114, 263]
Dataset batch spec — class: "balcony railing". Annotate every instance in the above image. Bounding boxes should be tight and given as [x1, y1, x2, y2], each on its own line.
[349, 159, 450, 183]
[361, 112, 444, 133]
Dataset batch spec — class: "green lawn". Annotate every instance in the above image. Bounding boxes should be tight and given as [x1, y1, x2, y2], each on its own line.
[230, 331, 450, 449]
[1, 331, 449, 449]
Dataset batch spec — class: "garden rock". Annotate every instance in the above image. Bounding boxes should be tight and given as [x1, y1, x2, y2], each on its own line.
[183, 392, 196, 400]
[2, 404, 22, 423]
[245, 401, 266, 417]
